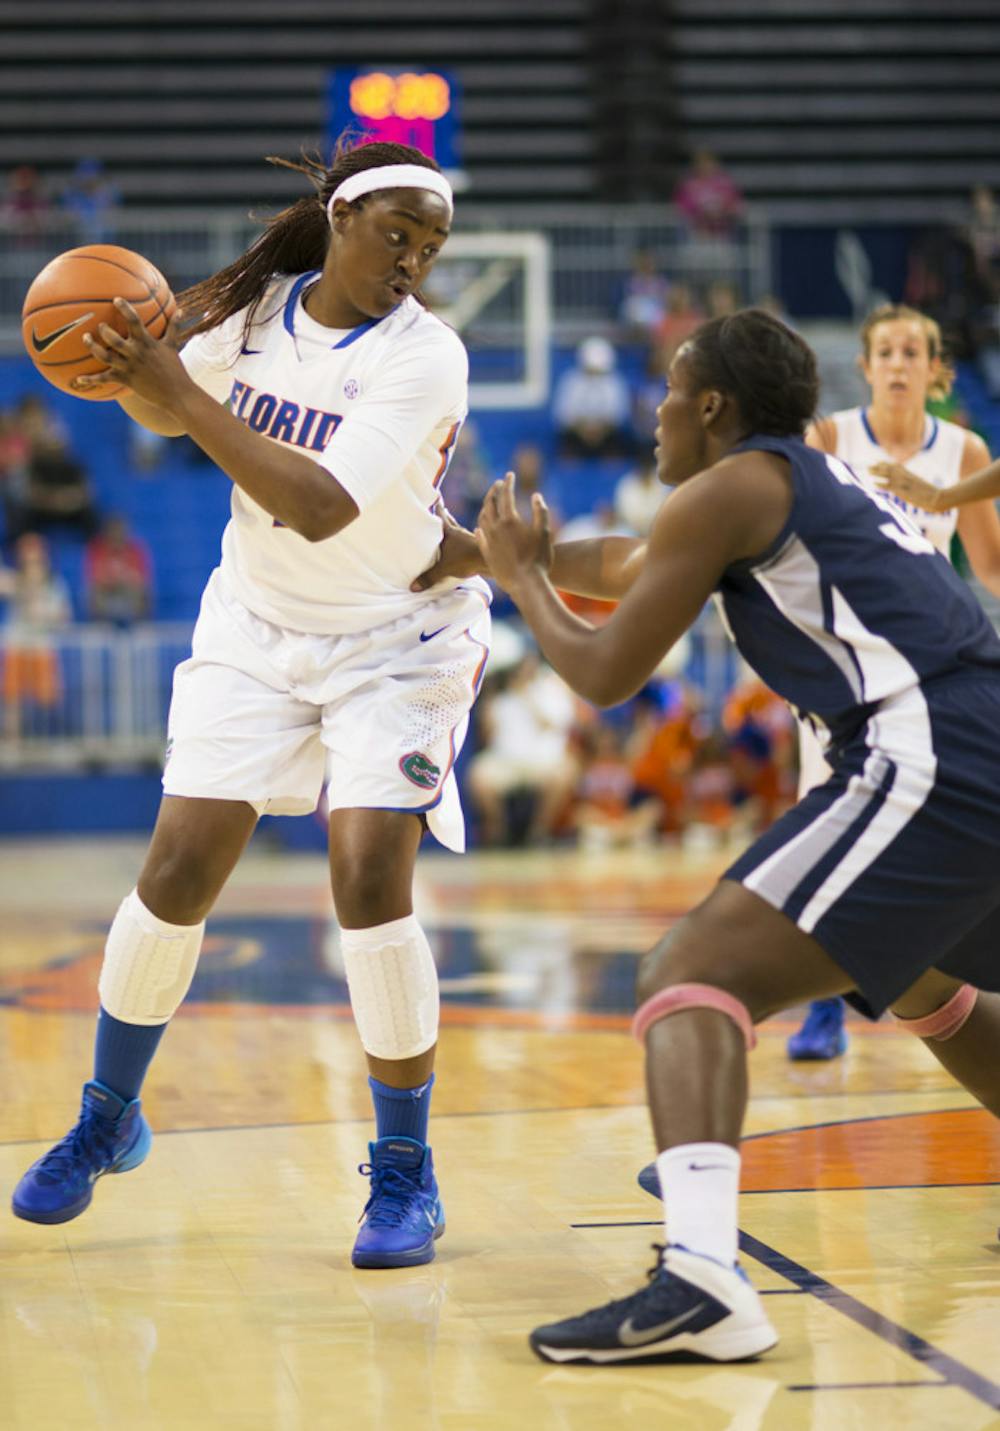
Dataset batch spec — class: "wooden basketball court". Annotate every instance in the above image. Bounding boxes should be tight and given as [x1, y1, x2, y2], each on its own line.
[1, 836, 998, 1429]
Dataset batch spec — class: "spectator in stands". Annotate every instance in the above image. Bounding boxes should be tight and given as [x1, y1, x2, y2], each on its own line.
[553, 336, 633, 459]
[85, 514, 153, 626]
[628, 683, 709, 837]
[8, 423, 100, 542]
[61, 158, 120, 245]
[631, 344, 668, 449]
[571, 722, 662, 850]
[0, 532, 71, 739]
[466, 651, 578, 846]
[0, 409, 31, 543]
[672, 150, 744, 240]
[722, 672, 795, 833]
[618, 249, 670, 348]
[706, 279, 740, 319]
[968, 185, 1000, 301]
[444, 419, 492, 530]
[1, 165, 49, 243]
[614, 455, 663, 536]
[653, 283, 704, 369]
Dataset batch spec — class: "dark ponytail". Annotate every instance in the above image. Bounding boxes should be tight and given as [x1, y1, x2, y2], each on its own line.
[176, 139, 442, 342]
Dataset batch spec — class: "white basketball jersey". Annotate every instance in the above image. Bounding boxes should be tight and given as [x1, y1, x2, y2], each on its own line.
[180, 272, 484, 634]
[831, 407, 965, 557]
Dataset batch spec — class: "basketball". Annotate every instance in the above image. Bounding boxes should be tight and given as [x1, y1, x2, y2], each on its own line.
[21, 244, 176, 402]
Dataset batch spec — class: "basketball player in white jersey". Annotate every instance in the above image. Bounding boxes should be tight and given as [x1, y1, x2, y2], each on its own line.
[789, 303, 1000, 1059]
[12, 141, 491, 1271]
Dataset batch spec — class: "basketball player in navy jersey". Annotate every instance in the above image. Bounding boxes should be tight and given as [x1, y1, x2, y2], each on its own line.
[465, 309, 1000, 1362]
[789, 303, 1000, 1060]
[12, 141, 491, 1271]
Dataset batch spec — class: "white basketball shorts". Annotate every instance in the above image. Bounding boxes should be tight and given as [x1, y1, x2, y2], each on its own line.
[163, 569, 491, 852]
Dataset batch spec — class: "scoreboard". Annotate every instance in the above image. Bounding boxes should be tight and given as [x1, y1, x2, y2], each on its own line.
[327, 68, 462, 177]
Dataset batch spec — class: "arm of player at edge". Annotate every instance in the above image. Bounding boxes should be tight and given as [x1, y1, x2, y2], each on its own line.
[475, 467, 770, 708]
[79, 299, 360, 543]
[411, 482, 649, 599]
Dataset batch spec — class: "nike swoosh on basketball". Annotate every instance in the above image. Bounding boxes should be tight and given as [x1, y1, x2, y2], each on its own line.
[419, 626, 447, 642]
[31, 313, 95, 353]
[617, 1301, 707, 1347]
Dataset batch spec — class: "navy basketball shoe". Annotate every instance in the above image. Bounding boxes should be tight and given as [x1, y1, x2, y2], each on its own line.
[787, 997, 848, 1060]
[530, 1245, 777, 1364]
[12, 1080, 151, 1225]
[352, 1136, 445, 1269]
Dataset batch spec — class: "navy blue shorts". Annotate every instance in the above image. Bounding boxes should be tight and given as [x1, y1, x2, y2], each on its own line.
[725, 676, 1000, 1016]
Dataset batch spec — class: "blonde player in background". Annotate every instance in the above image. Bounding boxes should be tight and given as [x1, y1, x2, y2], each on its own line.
[788, 303, 1000, 1059]
[12, 140, 491, 1271]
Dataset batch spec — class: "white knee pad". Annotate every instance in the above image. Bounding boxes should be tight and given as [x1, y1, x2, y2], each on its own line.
[98, 889, 205, 1025]
[340, 914, 439, 1060]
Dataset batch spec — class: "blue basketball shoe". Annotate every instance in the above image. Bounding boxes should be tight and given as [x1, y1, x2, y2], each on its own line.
[530, 1245, 778, 1364]
[351, 1136, 445, 1269]
[12, 1080, 151, 1225]
[787, 997, 848, 1060]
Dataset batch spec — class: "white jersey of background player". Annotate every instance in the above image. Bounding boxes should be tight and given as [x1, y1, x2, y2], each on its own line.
[12, 144, 491, 1273]
[786, 304, 1000, 1062]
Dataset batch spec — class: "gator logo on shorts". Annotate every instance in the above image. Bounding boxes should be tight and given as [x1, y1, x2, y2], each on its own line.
[400, 751, 441, 790]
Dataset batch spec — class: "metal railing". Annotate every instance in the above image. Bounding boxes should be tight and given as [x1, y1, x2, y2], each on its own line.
[0, 622, 192, 769]
[0, 610, 742, 772]
[2, 204, 771, 351]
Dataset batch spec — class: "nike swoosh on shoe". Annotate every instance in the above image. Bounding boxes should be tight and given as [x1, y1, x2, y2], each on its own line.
[617, 1301, 707, 1347]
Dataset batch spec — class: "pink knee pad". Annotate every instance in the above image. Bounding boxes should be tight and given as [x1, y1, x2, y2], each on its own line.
[632, 982, 757, 1051]
[893, 983, 978, 1041]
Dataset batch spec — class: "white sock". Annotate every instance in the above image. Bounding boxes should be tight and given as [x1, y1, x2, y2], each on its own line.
[656, 1142, 740, 1267]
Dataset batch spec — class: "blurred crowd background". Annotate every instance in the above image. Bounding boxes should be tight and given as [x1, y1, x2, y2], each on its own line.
[1, 1, 998, 849]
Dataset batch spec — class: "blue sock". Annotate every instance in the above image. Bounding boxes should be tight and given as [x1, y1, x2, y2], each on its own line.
[93, 1006, 168, 1103]
[369, 1073, 435, 1145]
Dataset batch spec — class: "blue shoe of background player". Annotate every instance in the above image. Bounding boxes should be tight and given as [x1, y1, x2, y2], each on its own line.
[787, 997, 848, 1060]
[12, 1080, 151, 1225]
[352, 1136, 445, 1269]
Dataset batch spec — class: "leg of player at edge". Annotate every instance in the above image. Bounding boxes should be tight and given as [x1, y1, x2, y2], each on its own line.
[331, 808, 446, 1269]
[11, 795, 257, 1225]
[529, 880, 1000, 1364]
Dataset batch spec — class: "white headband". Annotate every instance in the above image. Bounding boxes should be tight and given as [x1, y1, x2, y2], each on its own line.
[326, 164, 454, 228]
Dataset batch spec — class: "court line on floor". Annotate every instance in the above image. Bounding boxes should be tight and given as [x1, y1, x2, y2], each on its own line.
[740, 1230, 1000, 1412]
[568, 1219, 1000, 1410]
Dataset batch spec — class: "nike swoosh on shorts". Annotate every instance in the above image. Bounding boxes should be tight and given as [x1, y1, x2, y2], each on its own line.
[419, 626, 448, 642]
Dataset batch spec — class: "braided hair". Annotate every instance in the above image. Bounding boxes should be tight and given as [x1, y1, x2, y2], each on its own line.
[176, 139, 443, 342]
[682, 309, 819, 437]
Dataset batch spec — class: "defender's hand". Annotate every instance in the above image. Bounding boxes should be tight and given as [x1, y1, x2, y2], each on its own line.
[870, 460, 945, 513]
[475, 472, 552, 592]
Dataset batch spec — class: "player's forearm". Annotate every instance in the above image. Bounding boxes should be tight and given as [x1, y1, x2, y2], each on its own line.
[936, 458, 1000, 511]
[550, 537, 646, 599]
[117, 390, 186, 437]
[507, 567, 629, 706]
[171, 384, 358, 541]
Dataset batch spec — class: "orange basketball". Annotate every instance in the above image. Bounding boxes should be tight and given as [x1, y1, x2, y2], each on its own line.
[21, 244, 176, 402]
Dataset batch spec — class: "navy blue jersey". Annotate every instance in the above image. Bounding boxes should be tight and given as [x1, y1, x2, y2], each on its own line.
[715, 434, 1000, 745]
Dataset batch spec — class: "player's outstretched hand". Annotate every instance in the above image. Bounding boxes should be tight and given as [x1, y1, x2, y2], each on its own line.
[475, 472, 552, 592]
[411, 508, 487, 590]
[870, 460, 945, 513]
[74, 300, 189, 410]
